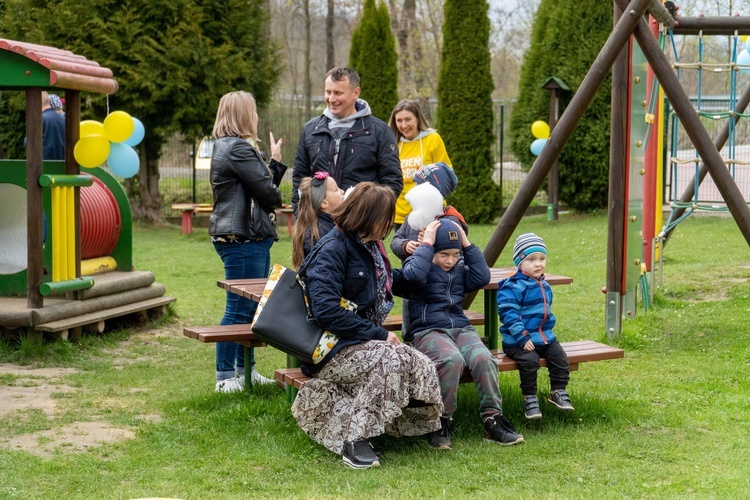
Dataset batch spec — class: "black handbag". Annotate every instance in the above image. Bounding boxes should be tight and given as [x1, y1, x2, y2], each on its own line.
[251, 244, 341, 364]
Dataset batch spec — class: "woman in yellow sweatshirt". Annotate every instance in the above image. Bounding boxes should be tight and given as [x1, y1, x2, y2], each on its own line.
[388, 100, 452, 229]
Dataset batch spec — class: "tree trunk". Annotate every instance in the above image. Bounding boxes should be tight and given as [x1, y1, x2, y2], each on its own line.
[130, 136, 163, 223]
[304, 0, 312, 116]
[326, 0, 334, 71]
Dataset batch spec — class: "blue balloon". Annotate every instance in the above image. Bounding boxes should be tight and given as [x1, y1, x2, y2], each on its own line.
[530, 138, 548, 156]
[124, 117, 145, 147]
[738, 50, 750, 74]
[107, 142, 140, 178]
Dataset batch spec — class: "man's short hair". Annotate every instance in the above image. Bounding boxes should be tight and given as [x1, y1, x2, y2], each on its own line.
[325, 67, 360, 89]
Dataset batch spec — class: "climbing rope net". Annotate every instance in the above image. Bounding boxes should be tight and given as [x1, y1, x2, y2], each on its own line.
[659, 30, 750, 235]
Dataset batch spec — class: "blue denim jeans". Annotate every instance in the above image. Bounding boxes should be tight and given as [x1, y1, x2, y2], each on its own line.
[213, 238, 274, 381]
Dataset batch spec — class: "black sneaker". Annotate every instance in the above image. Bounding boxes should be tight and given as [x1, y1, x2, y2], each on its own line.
[548, 389, 574, 411]
[427, 415, 453, 450]
[523, 395, 542, 420]
[483, 414, 524, 446]
[342, 439, 380, 469]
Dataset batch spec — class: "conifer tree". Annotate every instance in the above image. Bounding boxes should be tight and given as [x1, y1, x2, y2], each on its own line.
[349, 0, 398, 121]
[510, 0, 612, 211]
[437, 0, 499, 223]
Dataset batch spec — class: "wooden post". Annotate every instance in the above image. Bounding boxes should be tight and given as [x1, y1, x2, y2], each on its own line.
[26, 89, 44, 309]
[605, 2, 630, 339]
[541, 77, 569, 221]
[465, 0, 652, 311]
[618, 0, 750, 247]
[547, 88, 559, 221]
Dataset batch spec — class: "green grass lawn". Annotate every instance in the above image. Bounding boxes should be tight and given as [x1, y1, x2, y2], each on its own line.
[1, 213, 750, 498]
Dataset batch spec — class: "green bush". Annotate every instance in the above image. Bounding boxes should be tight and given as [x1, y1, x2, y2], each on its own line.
[437, 0, 500, 223]
[510, 0, 612, 212]
[349, 0, 398, 121]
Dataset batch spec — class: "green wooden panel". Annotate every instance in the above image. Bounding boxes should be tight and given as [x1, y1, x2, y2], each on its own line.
[0, 51, 52, 89]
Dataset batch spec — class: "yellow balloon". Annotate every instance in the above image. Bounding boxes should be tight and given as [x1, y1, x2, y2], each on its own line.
[103, 110, 135, 143]
[531, 120, 551, 139]
[74, 134, 111, 168]
[80, 120, 104, 138]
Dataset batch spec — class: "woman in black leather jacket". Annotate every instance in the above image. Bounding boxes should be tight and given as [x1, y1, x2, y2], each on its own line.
[209, 91, 286, 393]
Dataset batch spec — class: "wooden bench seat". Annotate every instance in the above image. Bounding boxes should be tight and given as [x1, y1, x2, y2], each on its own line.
[184, 310, 485, 345]
[273, 340, 624, 390]
[183, 324, 266, 347]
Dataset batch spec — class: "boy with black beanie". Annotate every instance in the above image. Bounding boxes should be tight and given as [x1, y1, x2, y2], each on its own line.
[396, 220, 524, 450]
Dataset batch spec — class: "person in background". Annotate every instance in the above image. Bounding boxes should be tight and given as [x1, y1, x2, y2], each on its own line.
[291, 171, 344, 269]
[41, 91, 65, 160]
[291, 182, 443, 469]
[497, 233, 574, 420]
[292, 66, 402, 213]
[209, 90, 287, 393]
[400, 220, 524, 450]
[388, 99, 452, 231]
[49, 93, 65, 116]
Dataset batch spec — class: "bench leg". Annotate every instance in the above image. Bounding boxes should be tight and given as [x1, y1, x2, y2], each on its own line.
[485, 289, 499, 350]
[286, 354, 300, 403]
[181, 209, 194, 235]
[244, 345, 253, 392]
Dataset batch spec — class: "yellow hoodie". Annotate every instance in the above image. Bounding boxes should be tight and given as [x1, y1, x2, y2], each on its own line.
[395, 130, 452, 224]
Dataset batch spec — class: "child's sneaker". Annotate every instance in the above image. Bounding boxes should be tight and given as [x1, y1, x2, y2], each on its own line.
[548, 389, 574, 411]
[523, 395, 542, 420]
[483, 414, 524, 445]
[427, 416, 453, 450]
[215, 377, 243, 393]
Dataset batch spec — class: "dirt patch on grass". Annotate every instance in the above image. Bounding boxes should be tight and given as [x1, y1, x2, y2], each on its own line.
[3, 421, 135, 457]
[0, 365, 78, 417]
[0, 364, 136, 456]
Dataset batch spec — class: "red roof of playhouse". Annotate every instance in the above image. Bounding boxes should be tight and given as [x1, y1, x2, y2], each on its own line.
[0, 38, 118, 94]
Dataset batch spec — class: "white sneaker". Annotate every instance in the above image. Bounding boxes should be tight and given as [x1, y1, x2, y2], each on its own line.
[250, 369, 274, 386]
[215, 377, 244, 393]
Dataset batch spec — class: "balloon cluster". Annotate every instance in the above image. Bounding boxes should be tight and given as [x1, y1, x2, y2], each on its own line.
[73, 111, 144, 178]
[529, 121, 550, 156]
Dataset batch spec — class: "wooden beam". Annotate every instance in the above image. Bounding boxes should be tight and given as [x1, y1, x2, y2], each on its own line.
[26, 88, 43, 309]
[605, 1, 631, 338]
[672, 16, 750, 35]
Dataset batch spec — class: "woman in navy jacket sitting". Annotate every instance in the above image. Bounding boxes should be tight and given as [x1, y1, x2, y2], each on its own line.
[291, 182, 443, 469]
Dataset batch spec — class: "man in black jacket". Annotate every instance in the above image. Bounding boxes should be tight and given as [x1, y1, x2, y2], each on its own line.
[292, 67, 402, 213]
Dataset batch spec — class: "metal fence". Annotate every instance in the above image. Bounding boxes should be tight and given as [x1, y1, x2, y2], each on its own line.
[157, 99, 537, 217]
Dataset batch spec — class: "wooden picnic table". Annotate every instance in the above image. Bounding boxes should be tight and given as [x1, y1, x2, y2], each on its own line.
[217, 267, 573, 351]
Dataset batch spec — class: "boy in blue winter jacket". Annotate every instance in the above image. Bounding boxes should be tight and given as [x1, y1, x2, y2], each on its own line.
[398, 219, 524, 449]
[497, 233, 573, 420]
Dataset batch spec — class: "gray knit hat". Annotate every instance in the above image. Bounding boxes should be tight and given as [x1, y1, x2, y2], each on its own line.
[512, 233, 547, 266]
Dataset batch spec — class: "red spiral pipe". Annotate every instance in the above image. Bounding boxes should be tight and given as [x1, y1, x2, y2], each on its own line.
[80, 176, 121, 259]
